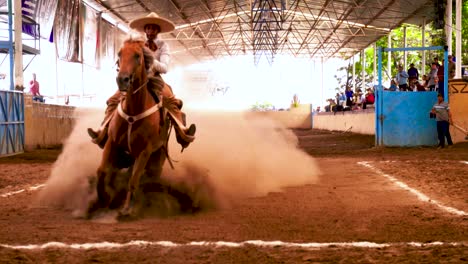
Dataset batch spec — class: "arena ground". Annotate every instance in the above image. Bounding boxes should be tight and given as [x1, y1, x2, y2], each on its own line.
[0, 128, 467, 263]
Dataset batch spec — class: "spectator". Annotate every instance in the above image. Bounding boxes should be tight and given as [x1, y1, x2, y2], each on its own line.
[431, 93, 453, 149]
[433, 57, 441, 68]
[396, 65, 409, 91]
[448, 55, 455, 79]
[362, 88, 375, 109]
[437, 59, 446, 96]
[410, 79, 426, 92]
[28, 73, 44, 103]
[421, 74, 428, 86]
[353, 90, 364, 110]
[426, 63, 438, 91]
[387, 79, 398, 91]
[335, 93, 340, 105]
[345, 86, 354, 107]
[407, 63, 419, 84]
[339, 92, 346, 106]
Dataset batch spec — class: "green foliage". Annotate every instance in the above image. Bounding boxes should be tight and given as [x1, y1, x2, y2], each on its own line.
[334, 13, 468, 92]
[250, 101, 274, 111]
[457, 1, 468, 65]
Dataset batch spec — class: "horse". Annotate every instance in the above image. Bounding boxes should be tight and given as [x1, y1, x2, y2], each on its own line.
[87, 37, 171, 218]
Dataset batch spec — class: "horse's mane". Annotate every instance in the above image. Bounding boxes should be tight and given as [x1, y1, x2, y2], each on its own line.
[122, 34, 154, 71]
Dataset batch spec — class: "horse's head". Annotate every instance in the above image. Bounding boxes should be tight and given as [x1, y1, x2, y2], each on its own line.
[116, 38, 154, 92]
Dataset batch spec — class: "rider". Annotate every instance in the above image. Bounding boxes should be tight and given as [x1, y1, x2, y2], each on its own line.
[88, 12, 196, 151]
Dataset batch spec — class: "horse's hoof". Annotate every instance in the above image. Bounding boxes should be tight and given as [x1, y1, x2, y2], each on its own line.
[117, 208, 136, 221]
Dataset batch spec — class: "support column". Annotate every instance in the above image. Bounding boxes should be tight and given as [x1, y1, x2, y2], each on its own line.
[422, 18, 426, 76]
[403, 26, 407, 69]
[13, 0, 24, 90]
[373, 43, 377, 84]
[352, 55, 356, 91]
[387, 34, 391, 81]
[455, 0, 462, 78]
[446, 0, 453, 54]
[361, 50, 366, 92]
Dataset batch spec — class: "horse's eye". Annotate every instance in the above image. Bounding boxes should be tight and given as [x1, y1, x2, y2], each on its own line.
[134, 54, 140, 61]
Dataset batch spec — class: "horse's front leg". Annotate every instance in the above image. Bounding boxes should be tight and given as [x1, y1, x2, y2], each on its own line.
[120, 147, 152, 216]
[87, 142, 118, 218]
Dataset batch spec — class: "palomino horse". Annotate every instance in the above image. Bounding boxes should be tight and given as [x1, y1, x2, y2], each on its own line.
[87, 37, 171, 217]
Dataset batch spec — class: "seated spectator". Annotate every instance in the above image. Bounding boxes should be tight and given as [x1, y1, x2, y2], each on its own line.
[28, 73, 45, 103]
[410, 79, 426, 92]
[387, 79, 398, 91]
[363, 88, 375, 109]
[324, 99, 334, 112]
[421, 75, 428, 86]
[353, 90, 364, 110]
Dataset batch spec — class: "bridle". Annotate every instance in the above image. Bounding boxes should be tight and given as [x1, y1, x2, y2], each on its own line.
[116, 43, 162, 152]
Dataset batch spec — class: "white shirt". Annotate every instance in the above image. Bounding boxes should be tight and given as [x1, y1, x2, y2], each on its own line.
[149, 38, 170, 74]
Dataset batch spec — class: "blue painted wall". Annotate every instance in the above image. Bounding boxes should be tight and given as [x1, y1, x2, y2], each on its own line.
[381, 91, 438, 146]
[0, 90, 24, 156]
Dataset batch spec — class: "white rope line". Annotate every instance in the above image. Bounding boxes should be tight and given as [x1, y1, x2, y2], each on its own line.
[358, 161, 467, 216]
[460, 161, 468, 165]
[0, 240, 465, 250]
[0, 184, 45, 198]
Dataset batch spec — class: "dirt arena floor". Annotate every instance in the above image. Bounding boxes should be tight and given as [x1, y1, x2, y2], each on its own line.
[0, 128, 467, 263]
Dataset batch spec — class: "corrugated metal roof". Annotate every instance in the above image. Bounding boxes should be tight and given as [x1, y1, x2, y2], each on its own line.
[87, 0, 435, 65]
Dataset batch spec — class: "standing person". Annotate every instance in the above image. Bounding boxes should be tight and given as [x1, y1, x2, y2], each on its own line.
[29, 73, 44, 103]
[433, 57, 441, 68]
[396, 65, 409, 91]
[407, 63, 419, 85]
[426, 63, 438, 91]
[437, 59, 445, 96]
[88, 12, 196, 151]
[345, 86, 354, 108]
[448, 55, 456, 79]
[431, 93, 453, 149]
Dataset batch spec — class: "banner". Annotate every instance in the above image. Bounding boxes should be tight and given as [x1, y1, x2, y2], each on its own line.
[82, 3, 98, 66]
[22, 0, 58, 40]
[55, 0, 80, 62]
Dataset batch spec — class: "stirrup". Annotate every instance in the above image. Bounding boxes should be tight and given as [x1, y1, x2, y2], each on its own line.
[180, 124, 196, 152]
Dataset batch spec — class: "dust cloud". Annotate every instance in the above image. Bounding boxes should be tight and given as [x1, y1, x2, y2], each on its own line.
[36, 108, 320, 215]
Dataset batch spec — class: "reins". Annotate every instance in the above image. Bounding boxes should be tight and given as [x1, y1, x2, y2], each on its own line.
[132, 80, 148, 95]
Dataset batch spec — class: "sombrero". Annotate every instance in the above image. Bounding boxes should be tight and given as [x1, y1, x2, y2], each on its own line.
[129, 12, 175, 33]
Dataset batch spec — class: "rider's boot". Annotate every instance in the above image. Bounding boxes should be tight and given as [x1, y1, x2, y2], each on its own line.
[173, 111, 196, 151]
[176, 124, 196, 152]
[87, 126, 108, 149]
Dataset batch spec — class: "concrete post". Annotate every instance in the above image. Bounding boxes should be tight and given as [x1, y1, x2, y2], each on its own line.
[14, 0, 24, 90]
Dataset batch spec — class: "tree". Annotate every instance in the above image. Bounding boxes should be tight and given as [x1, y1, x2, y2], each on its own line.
[334, 17, 461, 92]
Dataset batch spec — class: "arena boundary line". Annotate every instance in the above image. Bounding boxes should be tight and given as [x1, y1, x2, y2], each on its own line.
[0, 240, 466, 250]
[357, 161, 467, 216]
[0, 184, 45, 198]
